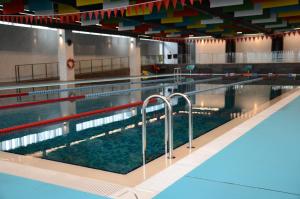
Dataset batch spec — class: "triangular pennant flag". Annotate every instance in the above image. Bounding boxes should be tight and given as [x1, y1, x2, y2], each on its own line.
[71, 14, 75, 22]
[252, 36, 255, 41]
[134, 4, 139, 14]
[164, 0, 170, 9]
[25, 15, 29, 24]
[172, 0, 177, 8]
[288, 32, 291, 36]
[75, 13, 80, 21]
[113, 8, 118, 17]
[34, 16, 39, 24]
[199, 0, 202, 4]
[127, 6, 132, 16]
[88, 11, 93, 21]
[20, 16, 24, 23]
[100, 10, 105, 19]
[293, 31, 296, 36]
[120, 7, 125, 16]
[49, 16, 52, 24]
[107, 9, 112, 19]
[261, 36, 264, 40]
[148, 2, 154, 13]
[298, 30, 300, 35]
[81, 12, 87, 21]
[189, 0, 194, 5]
[156, 1, 162, 12]
[44, 16, 48, 24]
[29, 15, 33, 23]
[141, 4, 146, 14]
[180, 0, 185, 6]
[94, 10, 99, 20]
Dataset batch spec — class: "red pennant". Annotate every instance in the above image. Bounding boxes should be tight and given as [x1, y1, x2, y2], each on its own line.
[298, 30, 300, 35]
[180, 0, 185, 6]
[44, 16, 48, 24]
[113, 8, 118, 17]
[100, 10, 105, 19]
[148, 2, 154, 13]
[19, 16, 24, 23]
[156, 1, 162, 12]
[29, 15, 33, 24]
[134, 5, 139, 14]
[141, 4, 146, 14]
[34, 16, 39, 24]
[189, 0, 194, 5]
[199, 0, 202, 4]
[127, 6, 132, 16]
[71, 14, 76, 22]
[88, 11, 93, 21]
[49, 16, 52, 24]
[252, 36, 255, 41]
[164, 0, 170, 9]
[27, 16, 31, 23]
[94, 10, 99, 20]
[293, 31, 296, 36]
[107, 9, 112, 19]
[261, 36, 264, 40]
[82, 12, 87, 21]
[172, 0, 177, 8]
[288, 32, 291, 36]
[120, 7, 126, 16]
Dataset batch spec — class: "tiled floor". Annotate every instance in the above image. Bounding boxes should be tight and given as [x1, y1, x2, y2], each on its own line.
[154, 95, 300, 199]
[0, 173, 107, 199]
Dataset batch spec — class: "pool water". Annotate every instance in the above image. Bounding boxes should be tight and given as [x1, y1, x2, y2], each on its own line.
[0, 80, 296, 174]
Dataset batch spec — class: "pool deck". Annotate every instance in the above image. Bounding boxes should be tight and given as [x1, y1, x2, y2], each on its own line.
[136, 89, 300, 199]
[0, 89, 300, 199]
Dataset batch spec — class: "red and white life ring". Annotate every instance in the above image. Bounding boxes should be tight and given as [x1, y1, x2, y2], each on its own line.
[67, 58, 75, 69]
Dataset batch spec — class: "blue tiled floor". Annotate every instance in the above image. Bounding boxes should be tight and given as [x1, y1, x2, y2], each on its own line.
[155, 97, 300, 199]
[0, 173, 108, 199]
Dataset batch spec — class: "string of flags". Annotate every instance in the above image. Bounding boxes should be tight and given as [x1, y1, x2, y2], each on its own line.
[0, 0, 201, 21]
[152, 30, 300, 43]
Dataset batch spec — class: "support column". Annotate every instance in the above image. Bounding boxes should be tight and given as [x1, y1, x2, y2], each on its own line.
[58, 29, 75, 81]
[129, 38, 141, 77]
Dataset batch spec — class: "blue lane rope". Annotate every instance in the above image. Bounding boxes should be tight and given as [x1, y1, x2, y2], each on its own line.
[85, 77, 222, 98]
[184, 77, 263, 96]
[28, 77, 177, 95]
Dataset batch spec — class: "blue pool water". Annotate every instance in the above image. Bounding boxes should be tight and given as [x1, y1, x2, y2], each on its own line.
[0, 79, 296, 174]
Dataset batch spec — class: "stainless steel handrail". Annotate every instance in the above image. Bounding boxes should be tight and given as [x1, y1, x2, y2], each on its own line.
[142, 95, 173, 165]
[167, 93, 193, 149]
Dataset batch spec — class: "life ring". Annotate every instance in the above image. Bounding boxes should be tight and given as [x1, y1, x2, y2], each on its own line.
[67, 58, 75, 69]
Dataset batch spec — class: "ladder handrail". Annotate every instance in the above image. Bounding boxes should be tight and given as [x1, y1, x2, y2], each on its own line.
[167, 93, 193, 149]
[142, 95, 173, 165]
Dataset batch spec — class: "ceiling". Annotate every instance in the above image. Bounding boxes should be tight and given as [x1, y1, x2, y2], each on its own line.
[1, 0, 300, 38]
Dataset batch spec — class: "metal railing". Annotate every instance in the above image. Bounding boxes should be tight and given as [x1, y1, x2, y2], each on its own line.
[141, 92, 194, 165]
[167, 93, 193, 149]
[196, 50, 300, 64]
[142, 95, 174, 165]
[15, 57, 129, 83]
[15, 62, 59, 83]
[75, 57, 129, 74]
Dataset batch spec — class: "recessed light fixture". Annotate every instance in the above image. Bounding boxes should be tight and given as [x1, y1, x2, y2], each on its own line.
[237, 31, 242, 34]
[96, 23, 102, 27]
[295, 28, 300, 30]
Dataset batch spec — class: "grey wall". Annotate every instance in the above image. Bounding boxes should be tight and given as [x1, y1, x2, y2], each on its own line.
[0, 24, 133, 82]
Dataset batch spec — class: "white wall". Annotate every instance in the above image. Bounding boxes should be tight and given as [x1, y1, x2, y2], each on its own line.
[284, 34, 300, 52]
[163, 42, 178, 64]
[236, 37, 272, 53]
[195, 40, 226, 64]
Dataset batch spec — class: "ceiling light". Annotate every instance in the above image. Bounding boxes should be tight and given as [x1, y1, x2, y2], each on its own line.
[96, 23, 102, 27]
[237, 32, 242, 34]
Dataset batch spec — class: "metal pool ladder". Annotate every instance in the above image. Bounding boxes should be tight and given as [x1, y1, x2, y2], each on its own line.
[141, 93, 194, 166]
[167, 93, 193, 149]
[142, 95, 173, 165]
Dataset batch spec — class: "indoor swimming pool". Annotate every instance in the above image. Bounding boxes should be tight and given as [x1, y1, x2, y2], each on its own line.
[0, 75, 298, 174]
